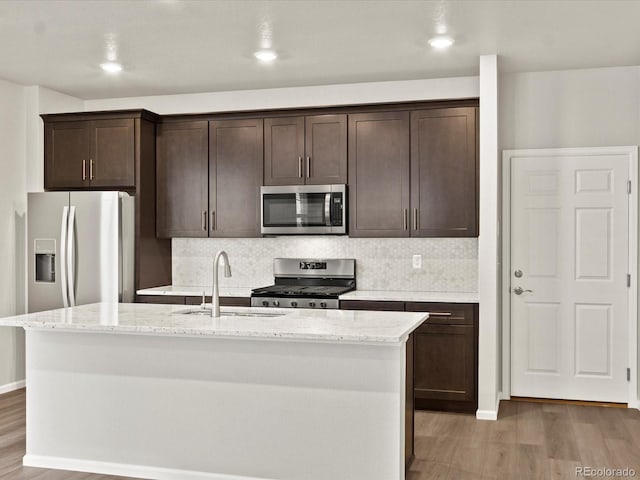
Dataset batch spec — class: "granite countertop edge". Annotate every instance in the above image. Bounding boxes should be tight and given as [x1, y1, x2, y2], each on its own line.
[137, 286, 479, 304]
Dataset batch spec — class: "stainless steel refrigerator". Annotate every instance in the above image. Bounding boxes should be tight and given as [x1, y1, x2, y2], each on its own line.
[27, 192, 135, 313]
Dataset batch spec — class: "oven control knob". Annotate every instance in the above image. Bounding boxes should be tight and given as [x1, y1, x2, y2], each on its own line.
[262, 301, 269, 307]
[273, 300, 280, 307]
[291, 301, 298, 308]
[320, 302, 327, 308]
[309, 302, 316, 308]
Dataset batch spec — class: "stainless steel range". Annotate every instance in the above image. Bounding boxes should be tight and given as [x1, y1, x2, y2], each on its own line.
[251, 258, 355, 309]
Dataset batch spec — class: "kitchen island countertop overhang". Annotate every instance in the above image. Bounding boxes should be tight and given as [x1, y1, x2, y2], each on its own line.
[0, 302, 426, 480]
[0, 302, 426, 345]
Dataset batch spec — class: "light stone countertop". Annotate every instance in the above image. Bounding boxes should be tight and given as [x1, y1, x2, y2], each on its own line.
[339, 290, 479, 303]
[0, 302, 426, 345]
[137, 285, 479, 304]
[137, 285, 252, 298]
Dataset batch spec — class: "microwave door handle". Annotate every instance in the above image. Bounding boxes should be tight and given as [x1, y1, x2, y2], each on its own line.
[325, 193, 331, 226]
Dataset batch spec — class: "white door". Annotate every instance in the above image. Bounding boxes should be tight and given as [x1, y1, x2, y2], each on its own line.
[511, 152, 630, 402]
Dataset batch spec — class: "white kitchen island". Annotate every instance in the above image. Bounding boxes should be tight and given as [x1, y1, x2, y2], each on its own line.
[0, 302, 426, 480]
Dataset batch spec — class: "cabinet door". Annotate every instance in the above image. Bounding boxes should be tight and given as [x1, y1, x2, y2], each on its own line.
[348, 112, 410, 237]
[90, 118, 135, 188]
[156, 121, 209, 238]
[304, 114, 347, 184]
[44, 121, 90, 189]
[264, 117, 305, 185]
[407, 302, 478, 413]
[411, 107, 477, 237]
[209, 119, 263, 237]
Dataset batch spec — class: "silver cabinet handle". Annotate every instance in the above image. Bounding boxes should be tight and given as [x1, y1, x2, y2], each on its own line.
[306, 156, 310, 178]
[428, 312, 452, 317]
[513, 286, 533, 295]
[82, 160, 86, 181]
[298, 156, 303, 178]
[403, 208, 408, 230]
[413, 208, 418, 230]
[201, 211, 207, 231]
[89, 159, 94, 180]
[211, 211, 216, 231]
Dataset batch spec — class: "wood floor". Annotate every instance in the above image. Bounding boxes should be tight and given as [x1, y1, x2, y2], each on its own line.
[2, 389, 640, 479]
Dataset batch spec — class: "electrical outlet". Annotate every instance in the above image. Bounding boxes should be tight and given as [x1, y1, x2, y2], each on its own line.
[412, 254, 422, 269]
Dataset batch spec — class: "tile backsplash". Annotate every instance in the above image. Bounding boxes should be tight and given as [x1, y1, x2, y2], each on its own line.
[173, 237, 478, 292]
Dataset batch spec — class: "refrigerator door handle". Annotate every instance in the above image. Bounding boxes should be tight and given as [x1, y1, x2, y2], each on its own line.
[60, 206, 69, 308]
[67, 206, 77, 307]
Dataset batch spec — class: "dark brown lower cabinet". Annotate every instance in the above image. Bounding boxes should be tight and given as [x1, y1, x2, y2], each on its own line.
[136, 295, 250, 307]
[407, 302, 478, 413]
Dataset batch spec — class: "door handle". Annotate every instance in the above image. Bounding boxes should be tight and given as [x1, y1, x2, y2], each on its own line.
[513, 286, 533, 295]
[403, 209, 408, 230]
[67, 206, 77, 307]
[306, 156, 310, 178]
[413, 208, 418, 230]
[82, 160, 86, 181]
[60, 206, 69, 308]
[211, 211, 216, 231]
[201, 211, 207, 231]
[89, 159, 94, 180]
[298, 156, 303, 178]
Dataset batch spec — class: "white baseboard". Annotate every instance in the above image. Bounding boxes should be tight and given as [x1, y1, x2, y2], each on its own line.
[0, 380, 25, 395]
[23, 454, 266, 480]
[475, 391, 502, 421]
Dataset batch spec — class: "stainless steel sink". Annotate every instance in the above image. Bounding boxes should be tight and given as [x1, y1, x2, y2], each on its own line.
[174, 308, 284, 318]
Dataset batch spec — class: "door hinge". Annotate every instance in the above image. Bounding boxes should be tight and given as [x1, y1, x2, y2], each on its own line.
[628, 180, 632, 194]
[627, 274, 631, 287]
[628, 368, 631, 382]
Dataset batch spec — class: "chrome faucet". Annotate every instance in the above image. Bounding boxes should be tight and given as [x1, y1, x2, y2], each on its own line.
[212, 250, 232, 317]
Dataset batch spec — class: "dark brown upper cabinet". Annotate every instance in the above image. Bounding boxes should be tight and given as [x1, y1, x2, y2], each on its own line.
[156, 121, 209, 238]
[348, 111, 411, 237]
[42, 109, 171, 293]
[156, 119, 263, 238]
[44, 117, 135, 190]
[411, 107, 478, 237]
[209, 119, 263, 237]
[264, 114, 347, 186]
[349, 107, 478, 238]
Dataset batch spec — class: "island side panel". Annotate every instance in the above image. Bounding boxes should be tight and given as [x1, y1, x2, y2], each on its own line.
[24, 329, 408, 480]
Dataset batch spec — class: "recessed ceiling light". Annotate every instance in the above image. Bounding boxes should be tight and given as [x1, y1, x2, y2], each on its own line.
[428, 36, 454, 49]
[254, 49, 277, 63]
[100, 62, 123, 74]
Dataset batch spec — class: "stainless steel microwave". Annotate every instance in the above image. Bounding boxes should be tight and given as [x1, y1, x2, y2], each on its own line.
[261, 184, 347, 235]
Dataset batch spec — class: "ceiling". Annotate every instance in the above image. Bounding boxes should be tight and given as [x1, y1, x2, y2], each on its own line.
[1, 0, 639, 100]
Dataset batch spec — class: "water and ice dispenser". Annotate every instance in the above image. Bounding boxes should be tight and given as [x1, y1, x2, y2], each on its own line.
[34, 239, 56, 283]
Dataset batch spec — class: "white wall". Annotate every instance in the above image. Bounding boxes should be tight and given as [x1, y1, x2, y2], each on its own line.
[500, 66, 640, 149]
[0, 78, 27, 388]
[0, 85, 82, 391]
[85, 77, 479, 114]
[499, 65, 640, 404]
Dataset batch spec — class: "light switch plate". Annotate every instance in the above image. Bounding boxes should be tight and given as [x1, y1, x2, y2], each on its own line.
[412, 254, 422, 269]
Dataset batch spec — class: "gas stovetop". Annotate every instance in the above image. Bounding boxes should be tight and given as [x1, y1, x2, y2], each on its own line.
[251, 258, 355, 309]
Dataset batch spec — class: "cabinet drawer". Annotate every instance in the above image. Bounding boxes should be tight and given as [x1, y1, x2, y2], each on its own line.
[136, 295, 186, 305]
[185, 296, 251, 307]
[339, 300, 405, 311]
[406, 302, 473, 326]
